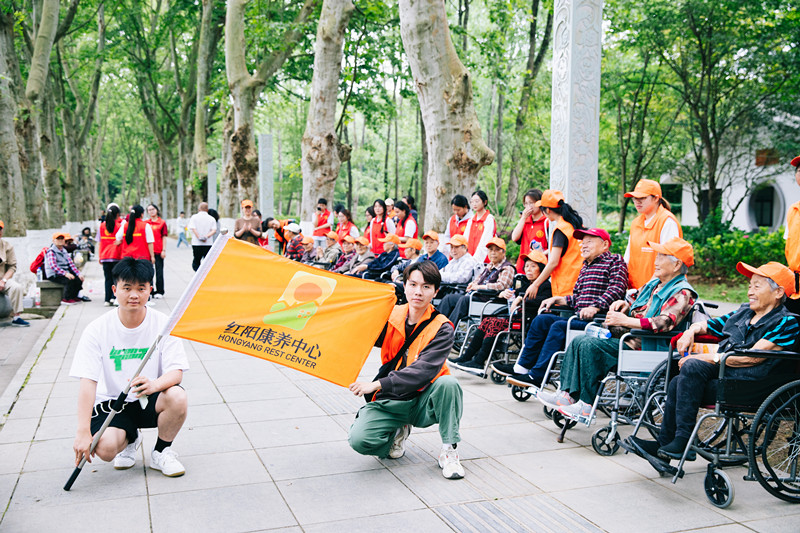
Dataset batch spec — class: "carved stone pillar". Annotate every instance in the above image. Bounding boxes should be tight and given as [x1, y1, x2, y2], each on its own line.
[549, 0, 602, 227]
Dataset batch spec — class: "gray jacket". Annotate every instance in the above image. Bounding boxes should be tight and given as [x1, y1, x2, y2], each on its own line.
[342, 251, 375, 274]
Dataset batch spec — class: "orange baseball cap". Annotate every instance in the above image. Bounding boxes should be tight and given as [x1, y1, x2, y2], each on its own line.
[379, 234, 401, 244]
[536, 190, 565, 209]
[399, 238, 423, 250]
[53, 231, 70, 240]
[486, 236, 506, 251]
[241, 199, 254, 208]
[422, 230, 439, 241]
[301, 235, 314, 245]
[647, 237, 694, 267]
[524, 250, 548, 264]
[448, 234, 468, 247]
[0, 220, 4, 229]
[736, 262, 797, 298]
[355, 236, 370, 246]
[343, 235, 356, 244]
[625, 179, 662, 199]
[325, 231, 338, 240]
[791, 155, 800, 167]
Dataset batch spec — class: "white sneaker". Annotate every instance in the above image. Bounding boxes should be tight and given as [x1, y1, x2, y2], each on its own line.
[537, 389, 575, 408]
[154, 294, 164, 299]
[113, 432, 141, 470]
[438, 446, 465, 479]
[150, 447, 185, 477]
[103, 301, 112, 307]
[388, 425, 411, 459]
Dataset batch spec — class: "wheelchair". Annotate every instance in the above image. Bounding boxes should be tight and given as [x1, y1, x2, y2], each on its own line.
[623, 336, 800, 509]
[533, 302, 716, 449]
[451, 275, 536, 383]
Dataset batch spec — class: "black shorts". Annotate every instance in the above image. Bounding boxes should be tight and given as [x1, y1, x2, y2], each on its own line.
[90, 391, 163, 445]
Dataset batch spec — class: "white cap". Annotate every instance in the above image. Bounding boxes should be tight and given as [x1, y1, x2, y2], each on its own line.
[286, 223, 301, 233]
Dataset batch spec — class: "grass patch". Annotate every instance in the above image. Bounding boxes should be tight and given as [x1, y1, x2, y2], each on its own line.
[690, 277, 748, 304]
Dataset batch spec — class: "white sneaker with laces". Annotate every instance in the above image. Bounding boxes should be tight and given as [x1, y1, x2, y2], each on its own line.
[388, 425, 411, 459]
[558, 400, 595, 424]
[150, 447, 186, 477]
[113, 432, 141, 470]
[438, 446, 465, 479]
[537, 389, 575, 408]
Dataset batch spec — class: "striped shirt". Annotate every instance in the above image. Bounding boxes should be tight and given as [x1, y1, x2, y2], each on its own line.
[706, 304, 800, 350]
[565, 252, 628, 311]
[441, 253, 481, 285]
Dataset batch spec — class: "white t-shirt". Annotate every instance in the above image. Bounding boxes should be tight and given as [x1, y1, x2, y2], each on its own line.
[188, 211, 218, 246]
[69, 308, 189, 404]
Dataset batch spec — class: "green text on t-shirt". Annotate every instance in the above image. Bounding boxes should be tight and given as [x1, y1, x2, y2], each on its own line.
[109, 347, 149, 371]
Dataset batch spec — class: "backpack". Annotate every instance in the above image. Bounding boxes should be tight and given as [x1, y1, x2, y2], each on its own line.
[30, 247, 48, 275]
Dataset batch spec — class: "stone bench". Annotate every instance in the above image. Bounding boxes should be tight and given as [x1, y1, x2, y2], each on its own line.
[0, 293, 11, 320]
[37, 279, 63, 316]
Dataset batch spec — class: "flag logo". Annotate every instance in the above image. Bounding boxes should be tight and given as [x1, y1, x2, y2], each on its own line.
[264, 271, 337, 331]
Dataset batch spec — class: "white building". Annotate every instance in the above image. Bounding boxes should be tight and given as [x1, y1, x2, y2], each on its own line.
[665, 151, 799, 232]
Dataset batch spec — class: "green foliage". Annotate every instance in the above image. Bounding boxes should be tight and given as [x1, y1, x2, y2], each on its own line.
[682, 208, 732, 246]
[692, 228, 786, 282]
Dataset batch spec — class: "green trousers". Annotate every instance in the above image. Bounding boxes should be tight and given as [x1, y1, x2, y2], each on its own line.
[560, 335, 621, 404]
[348, 375, 463, 458]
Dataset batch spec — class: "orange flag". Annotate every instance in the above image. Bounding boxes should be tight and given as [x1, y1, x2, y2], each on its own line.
[163, 235, 396, 386]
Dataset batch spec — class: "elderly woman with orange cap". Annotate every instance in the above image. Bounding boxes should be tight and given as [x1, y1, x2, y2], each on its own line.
[624, 179, 682, 289]
[628, 261, 800, 464]
[451, 250, 551, 375]
[546, 237, 697, 423]
[524, 190, 585, 300]
[784, 155, 800, 314]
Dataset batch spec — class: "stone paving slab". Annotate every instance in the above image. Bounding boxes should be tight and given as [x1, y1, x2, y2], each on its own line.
[1, 239, 799, 532]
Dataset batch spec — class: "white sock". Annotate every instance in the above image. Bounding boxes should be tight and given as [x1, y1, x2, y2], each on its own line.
[442, 443, 456, 451]
[513, 363, 529, 374]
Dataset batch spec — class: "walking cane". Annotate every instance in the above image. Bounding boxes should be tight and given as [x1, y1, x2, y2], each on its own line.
[63, 335, 163, 491]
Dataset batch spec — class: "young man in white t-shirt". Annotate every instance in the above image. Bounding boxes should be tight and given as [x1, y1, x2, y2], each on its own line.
[70, 258, 189, 477]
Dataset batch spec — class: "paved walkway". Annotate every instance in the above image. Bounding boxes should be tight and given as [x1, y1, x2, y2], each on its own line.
[0, 240, 797, 532]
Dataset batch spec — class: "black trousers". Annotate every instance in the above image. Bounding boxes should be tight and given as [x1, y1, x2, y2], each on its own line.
[50, 274, 83, 301]
[660, 358, 718, 443]
[102, 261, 117, 302]
[154, 254, 165, 295]
[192, 245, 211, 271]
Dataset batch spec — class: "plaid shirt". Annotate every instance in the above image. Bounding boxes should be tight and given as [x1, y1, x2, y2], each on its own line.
[565, 252, 628, 311]
[474, 260, 515, 291]
[45, 245, 80, 277]
[285, 236, 304, 261]
[441, 253, 480, 284]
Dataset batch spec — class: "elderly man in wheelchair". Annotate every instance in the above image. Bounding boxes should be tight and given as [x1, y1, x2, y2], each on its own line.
[627, 261, 800, 465]
[539, 237, 698, 423]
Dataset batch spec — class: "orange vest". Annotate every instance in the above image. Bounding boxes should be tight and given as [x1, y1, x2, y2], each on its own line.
[397, 216, 418, 259]
[378, 304, 451, 398]
[313, 209, 331, 237]
[628, 205, 682, 289]
[121, 218, 151, 260]
[549, 219, 583, 297]
[786, 201, 800, 273]
[448, 214, 469, 239]
[99, 219, 122, 262]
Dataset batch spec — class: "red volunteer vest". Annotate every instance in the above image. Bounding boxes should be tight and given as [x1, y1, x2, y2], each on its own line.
[99, 219, 122, 261]
[313, 209, 331, 237]
[121, 219, 151, 260]
[146, 217, 167, 254]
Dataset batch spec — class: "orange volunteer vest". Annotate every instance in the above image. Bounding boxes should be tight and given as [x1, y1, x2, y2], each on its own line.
[628, 205, 682, 289]
[376, 304, 452, 400]
[549, 219, 583, 297]
[786, 201, 800, 273]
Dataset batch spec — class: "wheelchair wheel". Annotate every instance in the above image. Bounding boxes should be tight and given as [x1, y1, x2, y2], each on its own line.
[704, 466, 734, 509]
[748, 379, 800, 503]
[490, 371, 506, 384]
[592, 426, 620, 456]
[543, 406, 554, 419]
[552, 410, 577, 429]
[642, 360, 668, 438]
[511, 385, 531, 402]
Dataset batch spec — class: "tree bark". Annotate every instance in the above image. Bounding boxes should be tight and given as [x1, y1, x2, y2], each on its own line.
[226, 0, 317, 214]
[505, 0, 552, 217]
[24, 0, 59, 102]
[399, 0, 494, 232]
[419, 106, 428, 231]
[301, 0, 354, 221]
[0, 19, 26, 236]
